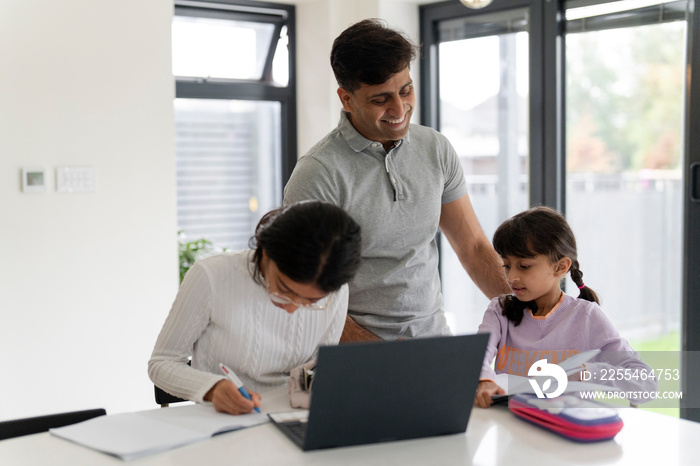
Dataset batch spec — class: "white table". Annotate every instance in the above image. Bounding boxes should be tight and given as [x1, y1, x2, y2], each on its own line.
[1, 388, 699, 465]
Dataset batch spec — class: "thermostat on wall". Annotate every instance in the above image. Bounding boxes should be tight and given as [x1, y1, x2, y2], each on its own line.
[22, 167, 47, 193]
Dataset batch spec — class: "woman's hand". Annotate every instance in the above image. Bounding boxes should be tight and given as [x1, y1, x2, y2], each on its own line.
[204, 379, 261, 415]
[474, 380, 505, 408]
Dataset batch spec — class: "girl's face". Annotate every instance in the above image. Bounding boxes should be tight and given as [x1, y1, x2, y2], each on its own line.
[262, 252, 329, 314]
[501, 254, 571, 311]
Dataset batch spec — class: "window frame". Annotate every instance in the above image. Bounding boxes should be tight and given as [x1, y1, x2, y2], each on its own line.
[173, 0, 297, 184]
[421, 0, 564, 210]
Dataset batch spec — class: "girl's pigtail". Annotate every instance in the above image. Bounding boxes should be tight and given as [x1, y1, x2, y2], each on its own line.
[570, 260, 600, 305]
[499, 294, 536, 327]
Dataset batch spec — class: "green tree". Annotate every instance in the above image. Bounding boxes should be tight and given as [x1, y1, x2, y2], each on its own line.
[566, 22, 685, 173]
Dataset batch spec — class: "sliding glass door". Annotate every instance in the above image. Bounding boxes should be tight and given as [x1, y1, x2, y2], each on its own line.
[429, 8, 530, 334]
[564, 3, 686, 351]
[421, 0, 699, 420]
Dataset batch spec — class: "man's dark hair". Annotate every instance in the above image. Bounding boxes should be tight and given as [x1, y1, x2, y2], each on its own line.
[331, 18, 418, 92]
[249, 201, 362, 293]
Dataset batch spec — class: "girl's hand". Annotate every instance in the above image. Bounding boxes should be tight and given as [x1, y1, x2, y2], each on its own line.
[567, 365, 588, 381]
[474, 380, 505, 408]
[204, 379, 262, 415]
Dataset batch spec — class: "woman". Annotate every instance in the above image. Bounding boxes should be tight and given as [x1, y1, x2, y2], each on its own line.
[148, 201, 361, 414]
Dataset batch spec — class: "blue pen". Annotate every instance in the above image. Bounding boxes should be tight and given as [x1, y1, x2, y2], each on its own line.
[219, 363, 261, 413]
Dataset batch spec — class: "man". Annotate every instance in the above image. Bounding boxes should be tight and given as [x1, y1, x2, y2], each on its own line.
[284, 19, 510, 341]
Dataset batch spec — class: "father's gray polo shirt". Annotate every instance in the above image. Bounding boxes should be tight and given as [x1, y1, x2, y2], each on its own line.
[284, 111, 468, 339]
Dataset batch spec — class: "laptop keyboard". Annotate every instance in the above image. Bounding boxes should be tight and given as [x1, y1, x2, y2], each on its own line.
[283, 421, 308, 444]
[269, 411, 310, 446]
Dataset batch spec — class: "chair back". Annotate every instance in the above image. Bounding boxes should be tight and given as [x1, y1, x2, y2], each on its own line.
[154, 359, 190, 407]
[0, 408, 106, 441]
[154, 386, 188, 407]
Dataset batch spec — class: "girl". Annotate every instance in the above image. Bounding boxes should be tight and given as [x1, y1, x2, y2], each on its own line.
[474, 206, 656, 408]
[149, 201, 361, 415]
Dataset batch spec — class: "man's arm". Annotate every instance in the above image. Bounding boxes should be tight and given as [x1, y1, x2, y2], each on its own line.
[439, 194, 511, 299]
[339, 315, 382, 343]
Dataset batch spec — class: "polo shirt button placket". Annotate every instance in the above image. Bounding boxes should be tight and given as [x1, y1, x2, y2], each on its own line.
[383, 153, 399, 202]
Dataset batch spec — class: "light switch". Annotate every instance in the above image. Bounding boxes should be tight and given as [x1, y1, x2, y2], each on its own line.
[56, 166, 95, 193]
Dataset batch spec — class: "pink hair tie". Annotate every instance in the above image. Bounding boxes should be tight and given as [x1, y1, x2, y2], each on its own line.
[578, 283, 585, 289]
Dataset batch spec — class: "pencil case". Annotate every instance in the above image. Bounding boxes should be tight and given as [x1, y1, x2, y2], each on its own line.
[508, 393, 623, 442]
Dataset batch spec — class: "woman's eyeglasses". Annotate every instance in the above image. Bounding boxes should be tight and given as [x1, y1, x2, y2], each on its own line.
[266, 285, 328, 311]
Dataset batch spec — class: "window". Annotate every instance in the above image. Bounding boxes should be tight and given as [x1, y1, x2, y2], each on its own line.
[433, 8, 530, 333]
[173, 0, 296, 251]
[421, 0, 700, 421]
[564, 1, 687, 345]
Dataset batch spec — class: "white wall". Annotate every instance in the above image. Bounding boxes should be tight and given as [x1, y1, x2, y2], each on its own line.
[0, 0, 178, 420]
[0, 0, 428, 421]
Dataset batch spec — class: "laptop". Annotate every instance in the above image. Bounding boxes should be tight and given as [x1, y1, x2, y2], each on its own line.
[268, 333, 489, 451]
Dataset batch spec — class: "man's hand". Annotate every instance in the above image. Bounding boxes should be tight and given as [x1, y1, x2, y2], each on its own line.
[340, 315, 382, 343]
[204, 379, 261, 415]
[474, 380, 505, 408]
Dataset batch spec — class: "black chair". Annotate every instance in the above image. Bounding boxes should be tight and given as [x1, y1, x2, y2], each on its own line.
[154, 359, 190, 407]
[154, 385, 188, 407]
[0, 408, 106, 441]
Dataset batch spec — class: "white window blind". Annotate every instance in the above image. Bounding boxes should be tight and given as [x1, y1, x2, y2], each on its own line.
[175, 99, 281, 251]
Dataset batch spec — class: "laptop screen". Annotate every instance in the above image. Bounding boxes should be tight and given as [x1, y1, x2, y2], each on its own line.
[272, 334, 488, 451]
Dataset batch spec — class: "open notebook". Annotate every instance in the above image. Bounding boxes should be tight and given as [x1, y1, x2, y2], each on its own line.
[269, 334, 489, 451]
[50, 403, 267, 460]
[490, 350, 613, 404]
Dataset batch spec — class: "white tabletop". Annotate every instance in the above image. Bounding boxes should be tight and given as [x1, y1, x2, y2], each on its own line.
[1, 388, 699, 466]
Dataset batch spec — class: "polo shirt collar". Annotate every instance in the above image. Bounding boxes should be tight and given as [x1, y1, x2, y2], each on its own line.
[338, 110, 410, 152]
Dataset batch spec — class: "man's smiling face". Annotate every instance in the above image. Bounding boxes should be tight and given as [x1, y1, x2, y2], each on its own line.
[337, 67, 415, 151]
